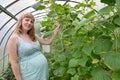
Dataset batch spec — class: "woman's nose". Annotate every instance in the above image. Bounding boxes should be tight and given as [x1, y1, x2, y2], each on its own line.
[28, 21, 32, 24]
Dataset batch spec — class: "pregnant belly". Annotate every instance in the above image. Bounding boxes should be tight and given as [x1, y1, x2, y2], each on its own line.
[19, 53, 48, 74]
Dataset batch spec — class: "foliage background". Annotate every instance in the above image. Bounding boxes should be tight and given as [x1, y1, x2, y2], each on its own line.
[38, 0, 120, 80]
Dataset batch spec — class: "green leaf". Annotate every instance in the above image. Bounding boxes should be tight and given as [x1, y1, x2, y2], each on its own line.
[115, 0, 120, 12]
[52, 62, 60, 70]
[67, 68, 76, 75]
[89, 1, 96, 6]
[103, 52, 120, 71]
[73, 37, 82, 47]
[37, 5, 46, 10]
[101, 0, 116, 6]
[112, 71, 120, 80]
[113, 17, 120, 26]
[77, 67, 88, 76]
[104, 22, 118, 31]
[72, 51, 81, 58]
[72, 19, 80, 27]
[74, 16, 95, 31]
[113, 37, 120, 49]
[55, 4, 64, 13]
[41, 20, 50, 27]
[54, 41, 63, 50]
[92, 58, 99, 64]
[49, 0, 56, 3]
[99, 6, 113, 15]
[91, 67, 112, 80]
[32, 2, 46, 10]
[74, 3, 87, 9]
[57, 54, 66, 62]
[78, 56, 88, 67]
[70, 12, 78, 20]
[69, 58, 79, 67]
[94, 39, 112, 54]
[71, 74, 79, 80]
[47, 11, 57, 17]
[83, 10, 95, 18]
[53, 67, 66, 76]
[63, 28, 75, 36]
[82, 43, 94, 55]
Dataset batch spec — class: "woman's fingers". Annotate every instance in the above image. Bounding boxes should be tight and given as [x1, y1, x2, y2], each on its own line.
[54, 25, 62, 34]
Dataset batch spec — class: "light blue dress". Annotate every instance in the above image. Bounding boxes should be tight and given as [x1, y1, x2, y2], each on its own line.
[17, 37, 49, 80]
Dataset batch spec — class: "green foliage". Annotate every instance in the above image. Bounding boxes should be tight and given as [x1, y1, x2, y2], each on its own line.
[115, 0, 120, 12]
[83, 10, 95, 18]
[32, 2, 46, 10]
[101, 0, 116, 6]
[0, 63, 15, 80]
[99, 6, 113, 15]
[103, 52, 120, 71]
[28, 1, 120, 80]
[94, 39, 112, 54]
[114, 17, 120, 26]
[91, 67, 112, 80]
[39, 0, 120, 79]
[112, 71, 120, 80]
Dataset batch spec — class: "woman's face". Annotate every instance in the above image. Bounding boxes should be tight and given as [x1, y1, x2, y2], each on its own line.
[21, 18, 34, 32]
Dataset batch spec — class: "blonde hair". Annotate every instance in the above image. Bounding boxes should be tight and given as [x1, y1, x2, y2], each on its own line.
[15, 13, 36, 41]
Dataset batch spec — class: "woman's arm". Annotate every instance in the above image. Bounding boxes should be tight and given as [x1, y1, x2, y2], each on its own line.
[36, 25, 62, 45]
[7, 34, 22, 80]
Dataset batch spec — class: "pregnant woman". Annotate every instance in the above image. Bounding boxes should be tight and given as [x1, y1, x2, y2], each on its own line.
[7, 13, 62, 80]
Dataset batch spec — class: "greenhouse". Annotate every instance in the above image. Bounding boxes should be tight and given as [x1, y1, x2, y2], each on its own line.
[0, 0, 120, 80]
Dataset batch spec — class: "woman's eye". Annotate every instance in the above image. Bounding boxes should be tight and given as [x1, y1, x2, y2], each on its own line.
[25, 19, 29, 21]
[24, 18, 33, 23]
[31, 21, 33, 23]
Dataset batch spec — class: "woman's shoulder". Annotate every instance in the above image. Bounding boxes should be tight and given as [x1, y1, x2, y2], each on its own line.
[9, 33, 19, 41]
[7, 33, 19, 46]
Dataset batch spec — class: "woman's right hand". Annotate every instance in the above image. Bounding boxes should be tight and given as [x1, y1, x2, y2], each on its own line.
[54, 24, 63, 35]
